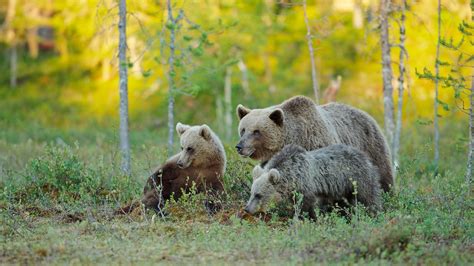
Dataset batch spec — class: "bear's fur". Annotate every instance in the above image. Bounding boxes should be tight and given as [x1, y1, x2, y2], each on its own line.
[142, 123, 226, 212]
[245, 144, 383, 219]
[236, 95, 393, 192]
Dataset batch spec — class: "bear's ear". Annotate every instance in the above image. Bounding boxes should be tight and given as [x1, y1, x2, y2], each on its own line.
[236, 104, 251, 120]
[252, 165, 265, 181]
[269, 108, 284, 127]
[176, 122, 190, 136]
[268, 169, 281, 185]
[199, 124, 212, 140]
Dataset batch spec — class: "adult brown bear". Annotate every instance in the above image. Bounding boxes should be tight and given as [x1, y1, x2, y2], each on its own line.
[236, 96, 393, 192]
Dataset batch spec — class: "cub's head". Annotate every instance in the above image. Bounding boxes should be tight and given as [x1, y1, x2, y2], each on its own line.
[244, 168, 281, 214]
[236, 105, 285, 161]
[176, 122, 216, 169]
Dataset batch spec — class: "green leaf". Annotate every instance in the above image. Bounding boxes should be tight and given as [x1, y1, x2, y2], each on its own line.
[183, 35, 192, 41]
[142, 69, 152, 78]
[436, 99, 450, 111]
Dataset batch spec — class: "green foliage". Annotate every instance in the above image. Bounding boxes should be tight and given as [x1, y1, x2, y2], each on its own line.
[4, 144, 138, 207]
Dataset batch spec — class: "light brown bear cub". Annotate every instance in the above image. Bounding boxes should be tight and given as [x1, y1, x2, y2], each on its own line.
[236, 95, 393, 192]
[142, 123, 226, 212]
[245, 144, 383, 219]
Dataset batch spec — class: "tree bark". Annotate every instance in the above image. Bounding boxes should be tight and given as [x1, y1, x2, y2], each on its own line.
[167, 0, 176, 156]
[237, 60, 250, 95]
[10, 43, 17, 88]
[433, 0, 441, 172]
[118, 0, 131, 176]
[5, 0, 17, 88]
[466, 74, 473, 192]
[380, 0, 395, 164]
[393, 0, 407, 177]
[302, 0, 319, 103]
[224, 67, 232, 140]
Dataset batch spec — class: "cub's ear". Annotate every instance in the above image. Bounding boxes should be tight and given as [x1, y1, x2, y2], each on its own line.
[199, 124, 212, 140]
[269, 108, 284, 127]
[268, 169, 281, 185]
[176, 122, 190, 136]
[236, 104, 251, 120]
[252, 165, 265, 181]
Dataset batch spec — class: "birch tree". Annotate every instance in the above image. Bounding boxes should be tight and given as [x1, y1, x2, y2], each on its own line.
[433, 0, 441, 172]
[468, 76, 473, 190]
[166, 0, 179, 156]
[393, 0, 408, 174]
[224, 67, 232, 140]
[302, 0, 319, 103]
[380, 0, 395, 164]
[2, 0, 18, 88]
[118, 0, 131, 175]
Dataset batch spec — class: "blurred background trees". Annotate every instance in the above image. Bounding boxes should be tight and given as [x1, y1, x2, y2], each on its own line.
[0, 0, 471, 175]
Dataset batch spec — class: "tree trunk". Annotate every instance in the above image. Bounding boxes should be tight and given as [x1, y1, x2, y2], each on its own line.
[302, 0, 319, 103]
[433, 0, 441, 172]
[167, 0, 176, 156]
[393, 0, 407, 177]
[10, 43, 17, 88]
[118, 0, 131, 176]
[6, 0, 17, 88]
[224, 67, 232, 140]
[380, 0, 395, 164]
[237, 60, 250, 95]
[466, 74, 473, 192]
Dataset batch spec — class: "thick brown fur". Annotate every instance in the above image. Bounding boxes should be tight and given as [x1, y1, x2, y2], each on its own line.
[236, 95, 393, 192]
[142, 123, 226, 212]
[246, 144, 383, 219]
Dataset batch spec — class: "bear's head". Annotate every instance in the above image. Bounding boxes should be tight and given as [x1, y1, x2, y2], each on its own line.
[244, 168, 281, 214]
[236, 105, 285, 162]
[176, 122, 215, 169]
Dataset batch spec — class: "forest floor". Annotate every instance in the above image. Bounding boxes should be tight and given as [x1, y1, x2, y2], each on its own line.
[1, 129, 473, 264]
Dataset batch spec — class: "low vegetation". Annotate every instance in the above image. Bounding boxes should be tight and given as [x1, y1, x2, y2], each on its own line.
[1, 134, 472, 264]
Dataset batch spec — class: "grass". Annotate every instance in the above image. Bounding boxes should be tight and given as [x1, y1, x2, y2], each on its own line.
[0, 129, 472, 265]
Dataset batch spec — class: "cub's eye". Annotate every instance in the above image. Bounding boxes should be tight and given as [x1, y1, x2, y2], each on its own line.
[240, 129, 245, 136]
[253, 130, 260, 135]
[186, 147, 193, 152]
[181, 146, 184, 150]
[254, 193, 262, 199]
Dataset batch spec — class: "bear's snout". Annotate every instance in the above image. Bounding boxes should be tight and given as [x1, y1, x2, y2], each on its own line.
[235, 143, 243, 153]
[244, 205, 251, 213]
[177, 161, 184, 168]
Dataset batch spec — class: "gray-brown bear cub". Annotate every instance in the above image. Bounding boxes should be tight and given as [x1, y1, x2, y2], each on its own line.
[245, 144, 383, 219]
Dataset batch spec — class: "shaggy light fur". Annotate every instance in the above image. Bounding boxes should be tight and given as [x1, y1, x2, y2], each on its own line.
[236, 95, 393, 192]
[142, 123, 226, 211]
[245, 144, 383, 219]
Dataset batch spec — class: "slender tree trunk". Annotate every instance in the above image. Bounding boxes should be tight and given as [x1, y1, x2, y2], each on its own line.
[433, 0, 441, 172]
[10, 43, 17, 88]
[224, 67, 232, 140]
[216, 96, 223, 136]
[118, 0, 131, 176]
[466, 75, 473, 192]
[393, 0, 407, 177]
[167, 0, 176, 156]
[380, 0, 395, 163]
[302, 0, 319, 103]
[6, 0, 17, 88]
[237, 60, 249, 95]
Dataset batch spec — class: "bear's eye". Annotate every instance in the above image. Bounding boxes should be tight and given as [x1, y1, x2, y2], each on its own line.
[253, 130, 260, 135]
[240, 129, 245, 136]
[181, 146, 184, 150]
[254, 193, 262, 200]
[186, 147, 193, 152]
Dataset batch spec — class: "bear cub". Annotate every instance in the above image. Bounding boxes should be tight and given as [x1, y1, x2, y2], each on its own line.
[142, 123, 226, 212]
[245, 144, 382, 219]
